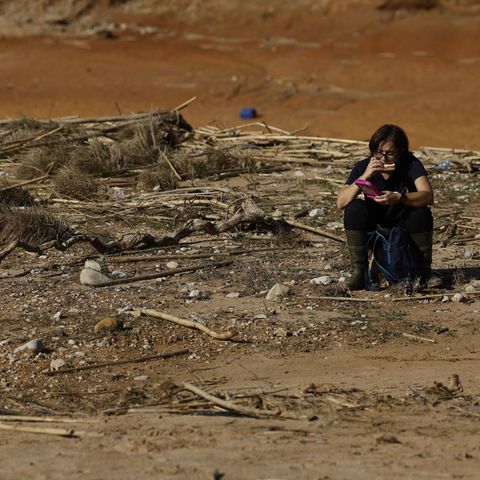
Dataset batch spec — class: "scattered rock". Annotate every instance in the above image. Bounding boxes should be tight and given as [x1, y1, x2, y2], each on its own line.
[465, 284, 477, 293]
[189, 289, 209, 299]
[226, 292, 240, 298]
[254, 314, 267, 320]
[272, 209, 283, 219]
[166, 261, 179, 269]
[80, 268, 111, 286]
[266, 283, 290, 301]
[441, 295, 450, 303]
[308, 208, 324, 217]
[84, 259, 102, 271]
[273, 327, 289, 338]
[452, 293, 465, 303]
[94, 316, 122, 333]
[50, 358, 66, 371]
[14, 339, 45, 355]
[52, 311, 62, 321]
[134, 375, 149, 381]
[310, 276, 332, 285]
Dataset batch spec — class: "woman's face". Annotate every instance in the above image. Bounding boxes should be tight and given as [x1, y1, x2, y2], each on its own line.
[372, 140, 398, 165]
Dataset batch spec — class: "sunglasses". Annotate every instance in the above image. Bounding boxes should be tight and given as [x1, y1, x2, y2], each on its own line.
[373, 149, 397, 160]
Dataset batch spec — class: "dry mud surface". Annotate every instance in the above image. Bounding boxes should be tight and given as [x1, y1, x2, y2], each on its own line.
[1, 1, 480, 479]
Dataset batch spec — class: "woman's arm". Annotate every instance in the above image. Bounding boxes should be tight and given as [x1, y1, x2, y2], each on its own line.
[373, 176, 434, 207]
[336, 156, 385, 209]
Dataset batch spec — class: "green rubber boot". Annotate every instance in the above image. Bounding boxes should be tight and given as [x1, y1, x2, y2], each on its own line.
[409, 231, 444, 289]
[345, 230, 368, 290]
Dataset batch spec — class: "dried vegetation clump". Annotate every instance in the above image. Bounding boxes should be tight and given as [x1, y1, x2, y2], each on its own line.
[137, 164, 179, 191]
[52, 165, 99, 200]
[0, 206, 74, 248]
[0, 179, 36, 206]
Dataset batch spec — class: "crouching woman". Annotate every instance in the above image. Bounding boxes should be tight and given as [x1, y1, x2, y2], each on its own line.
[336, 124, 442, 290]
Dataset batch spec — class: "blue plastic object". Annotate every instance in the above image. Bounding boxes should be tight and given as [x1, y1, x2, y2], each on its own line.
[239, 107, 257, 119]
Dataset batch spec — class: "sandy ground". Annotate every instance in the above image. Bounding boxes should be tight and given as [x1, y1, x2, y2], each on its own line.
[1, 2, 480, 479]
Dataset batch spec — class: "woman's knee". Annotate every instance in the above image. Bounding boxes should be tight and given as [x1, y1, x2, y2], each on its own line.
[404, 207, 433, 233]
[344, 199, 369, 230]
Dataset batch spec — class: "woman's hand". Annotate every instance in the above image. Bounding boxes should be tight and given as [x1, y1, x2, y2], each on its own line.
[360, 157, 384, 180]
[373, 190, 401, 206]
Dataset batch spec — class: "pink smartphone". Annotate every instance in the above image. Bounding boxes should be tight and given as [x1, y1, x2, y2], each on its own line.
[354, 179, 383, 199]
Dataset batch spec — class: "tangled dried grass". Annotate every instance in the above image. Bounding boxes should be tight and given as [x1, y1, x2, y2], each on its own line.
[0, 206, 74, 248]
[0, 179, 37, 206]
[52, 165, 99, 199]
[16, 142, 71, 179]
[171, 146, 257, 180]
[137, 164, 179, 191]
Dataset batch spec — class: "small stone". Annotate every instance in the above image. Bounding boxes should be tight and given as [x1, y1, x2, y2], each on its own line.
[308, 208, 325, 217]
[67, 339, 77, 346]
[452, 293, 465, 303]
[166, 261, 179, 269]
[254, 314, 267, 320]
[14, 339, 45, 355]
[50, 358, 66, 371]
[226, 292, 240, 298]
[80, 268, 111, 286]
[52, 311, 62, 321]
[293, 169, 305, 177]
[134, 375, 149, 381]
[441, 295, 450, 303]
[271, 209, 283, 219]
[94, 316, 121, 333]
[189, 289, 209, 299]
[310, 276, 332, 285]
[465, 285, 476, 293]
[273, 327, 288, 338]
[84, 260, 102, 271]
[265, 283, 290, 301]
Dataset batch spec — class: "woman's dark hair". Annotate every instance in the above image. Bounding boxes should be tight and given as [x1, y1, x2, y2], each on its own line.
[368, 124, 410, 158]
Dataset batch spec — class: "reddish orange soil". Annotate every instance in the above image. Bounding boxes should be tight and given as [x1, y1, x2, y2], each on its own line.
[0, 4, 480, 149]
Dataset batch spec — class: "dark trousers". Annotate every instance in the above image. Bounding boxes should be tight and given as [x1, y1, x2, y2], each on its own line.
[344, 199, 433, 234]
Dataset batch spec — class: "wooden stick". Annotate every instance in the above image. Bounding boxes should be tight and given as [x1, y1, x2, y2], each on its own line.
[44, 348, 189, 376]
[0, 423, 80, 437]
[172, 96, 197, 111]
[285, 219, 345, 243]
[134, 308, 236, 341]
[392, 291, 480, 302]
[183, 382, 279, 418]
[314, 296, 375, 302]
[402, 333, 436, 343]
[0, 174, 49, 192]
[0, 415, 97, 423]
[107, 246, 299, 264]
[90, 259, 234, 287]
[160, 150, 182, 180]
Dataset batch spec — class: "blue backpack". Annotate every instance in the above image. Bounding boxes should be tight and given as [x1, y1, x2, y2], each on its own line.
[367, 227, 426, 287]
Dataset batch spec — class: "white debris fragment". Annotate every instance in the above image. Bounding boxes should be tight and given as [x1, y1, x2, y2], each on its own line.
[452, 293, 465, 303]
[309, 208, 325, 217]
[266, 283, 290, 301]
[310, 276, 332, 285]
[14, 339, 45, 355]
[84, 260, 102, 271]
[80, 268, 111, 286]
[50, 359, 66, 371]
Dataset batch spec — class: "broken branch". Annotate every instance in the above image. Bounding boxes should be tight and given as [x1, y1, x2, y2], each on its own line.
[134, 308, 237, 341]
